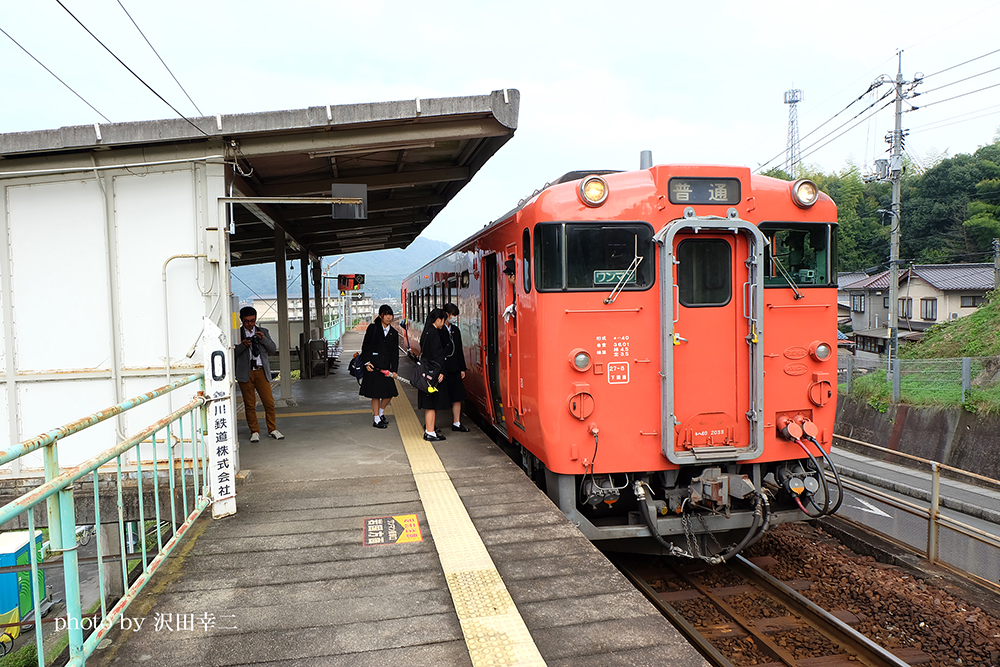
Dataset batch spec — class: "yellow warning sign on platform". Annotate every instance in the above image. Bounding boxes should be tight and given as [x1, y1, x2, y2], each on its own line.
[362, 514, 422, 546]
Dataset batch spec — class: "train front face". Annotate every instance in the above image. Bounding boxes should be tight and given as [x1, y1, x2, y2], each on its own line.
[535, 166, 839, 560]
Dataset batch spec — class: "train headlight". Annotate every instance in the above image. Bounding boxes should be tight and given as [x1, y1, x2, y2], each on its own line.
[578, 176, 609, 207]
[791, 179, 819, 208]
[570, 349, 592, 371]
[809, 341, 832, 361]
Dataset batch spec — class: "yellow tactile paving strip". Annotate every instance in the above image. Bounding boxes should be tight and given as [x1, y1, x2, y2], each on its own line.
[393, 380, 547, 667]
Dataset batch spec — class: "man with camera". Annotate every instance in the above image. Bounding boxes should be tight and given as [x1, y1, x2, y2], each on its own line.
[235, 306, 284, 442]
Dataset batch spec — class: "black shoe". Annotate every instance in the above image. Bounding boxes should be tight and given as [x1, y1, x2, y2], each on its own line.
[451, 424, 471, 432]
[380, 416, 389, 425]
[423, 432, 446, 441]
[373, 420, 387, 429]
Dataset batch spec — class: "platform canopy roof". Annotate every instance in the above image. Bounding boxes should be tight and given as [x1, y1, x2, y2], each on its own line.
[0, 89, 520, 266]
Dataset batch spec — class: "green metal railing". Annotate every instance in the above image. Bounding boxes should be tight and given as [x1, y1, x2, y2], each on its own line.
[324, 314, 345, 346]
[0, 373, 209, 666]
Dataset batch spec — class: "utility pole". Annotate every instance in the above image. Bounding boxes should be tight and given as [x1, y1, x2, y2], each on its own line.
[888, 55, 904, 372]
[993, 238, 1000, 290]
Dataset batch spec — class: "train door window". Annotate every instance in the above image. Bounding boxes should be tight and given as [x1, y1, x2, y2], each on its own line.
[449, 277, 458, 302]
[460, 270, 470, 288]
[761, 223, 834, 287]
[677, 239, 731, 306]
[522, 228, 531, 293]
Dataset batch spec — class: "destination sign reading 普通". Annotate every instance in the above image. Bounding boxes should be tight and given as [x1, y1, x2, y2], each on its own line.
[668, 178, 741, 205]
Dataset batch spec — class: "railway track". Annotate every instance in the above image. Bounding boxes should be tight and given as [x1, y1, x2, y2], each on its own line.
[614, 554, 931, 667]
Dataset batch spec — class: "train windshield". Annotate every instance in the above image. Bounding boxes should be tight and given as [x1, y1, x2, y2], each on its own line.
[760, 222, 836, 288]
[534, 222, 655, 291]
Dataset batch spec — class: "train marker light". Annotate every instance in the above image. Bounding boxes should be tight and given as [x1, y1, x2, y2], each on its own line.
[809, 341, 832, 361]
[791, 179, 819, 208]
[578, 176, 609, 207]
[571, 349, 592, 371]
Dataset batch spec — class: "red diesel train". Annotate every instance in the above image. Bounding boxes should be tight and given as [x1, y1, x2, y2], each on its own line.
[401, 160, 844, 562]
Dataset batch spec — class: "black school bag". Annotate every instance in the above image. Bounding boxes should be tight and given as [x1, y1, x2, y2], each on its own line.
[410, 357, 441, 393]
[348, 353, 365, 385]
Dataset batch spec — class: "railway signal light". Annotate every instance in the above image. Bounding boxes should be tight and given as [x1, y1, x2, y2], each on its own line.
[337, 274, 365, 291]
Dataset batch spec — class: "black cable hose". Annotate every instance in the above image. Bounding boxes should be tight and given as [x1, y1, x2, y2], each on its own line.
[742, 493, 772, 551]
[805, 434, 846, 515]
[637, 489, 684, 555]
[793, 438, 832, 516]
[719, 495, 765, 562]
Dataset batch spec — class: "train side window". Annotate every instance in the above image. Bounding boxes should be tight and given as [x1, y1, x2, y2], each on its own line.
[535, 224, 563, 290]
[522, 228, 531, 293]
[460, 270, 470, 288]
[677, 239, 731, 307]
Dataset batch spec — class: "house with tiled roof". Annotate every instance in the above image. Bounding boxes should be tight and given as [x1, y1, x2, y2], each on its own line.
[837, 271, 869, 327]
[844, 263, 996, 357]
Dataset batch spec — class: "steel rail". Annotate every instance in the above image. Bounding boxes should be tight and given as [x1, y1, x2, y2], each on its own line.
[612, 559, 734, 667]
[729, 555, 911, 667]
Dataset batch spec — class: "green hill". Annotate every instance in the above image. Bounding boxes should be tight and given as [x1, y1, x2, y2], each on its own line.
[900, 290, 1000, 359]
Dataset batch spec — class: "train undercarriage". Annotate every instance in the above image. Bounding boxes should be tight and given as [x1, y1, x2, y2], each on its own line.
[531, 452, 844, 563]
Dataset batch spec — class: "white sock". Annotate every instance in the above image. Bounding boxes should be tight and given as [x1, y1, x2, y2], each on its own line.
[374, 416, 381, 424]
[454, 422, 461, 427]
[426, 430, 437, 436]
[378, 408, 385, 416]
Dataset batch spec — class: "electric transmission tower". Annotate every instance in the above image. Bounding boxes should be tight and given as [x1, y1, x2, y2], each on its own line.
[784, 89, 803, 178]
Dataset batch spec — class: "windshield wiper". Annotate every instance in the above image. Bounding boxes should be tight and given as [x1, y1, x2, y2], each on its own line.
[604, 236, 642, 305]
[770, 252, 805, 300]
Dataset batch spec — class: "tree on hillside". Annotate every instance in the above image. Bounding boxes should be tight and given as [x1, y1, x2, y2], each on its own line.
[901, 141, 1000, 262]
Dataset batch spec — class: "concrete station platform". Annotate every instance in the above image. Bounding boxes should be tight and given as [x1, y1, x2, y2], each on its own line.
[89, 331, 705, 667]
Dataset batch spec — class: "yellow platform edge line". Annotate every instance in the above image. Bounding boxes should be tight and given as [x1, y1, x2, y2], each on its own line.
[392, 380, 546, 667]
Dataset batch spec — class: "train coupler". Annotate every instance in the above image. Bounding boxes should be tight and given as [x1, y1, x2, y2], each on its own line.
[688, 467, 755, 510]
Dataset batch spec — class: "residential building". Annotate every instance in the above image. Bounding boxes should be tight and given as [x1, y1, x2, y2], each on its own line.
[844, 263, 995, 359]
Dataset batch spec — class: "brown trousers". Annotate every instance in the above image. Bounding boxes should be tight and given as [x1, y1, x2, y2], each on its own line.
[239, 367, 276, 434]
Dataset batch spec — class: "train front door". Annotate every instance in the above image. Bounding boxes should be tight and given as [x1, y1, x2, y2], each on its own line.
[658, 219, 766, 464]
[503, 243, 522, 429]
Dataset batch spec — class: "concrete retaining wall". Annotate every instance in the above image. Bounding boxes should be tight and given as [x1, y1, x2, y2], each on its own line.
[835, 394, 1000, 480]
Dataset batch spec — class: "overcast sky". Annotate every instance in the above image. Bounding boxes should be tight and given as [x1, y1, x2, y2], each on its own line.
[3, 1, 1000, 246]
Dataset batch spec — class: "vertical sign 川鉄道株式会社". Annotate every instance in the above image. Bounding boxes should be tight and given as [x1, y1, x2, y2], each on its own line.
[203, 317, 237, 519]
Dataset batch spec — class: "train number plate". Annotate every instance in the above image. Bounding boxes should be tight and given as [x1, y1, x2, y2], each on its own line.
[607, 362, 629, 384]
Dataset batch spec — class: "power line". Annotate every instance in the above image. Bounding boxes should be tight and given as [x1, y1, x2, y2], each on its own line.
[913, 79, 1000, 109]
[0, 25, 111, 123]
[797, 96, 896, 166]
[917, 64, 1000, 96]
[756, 85, 893, 173]
[910, 103, 1000, 133]
[55, 0, 208, 136]
[922, 46, 1000, 80]
[116, 1, 203, 116]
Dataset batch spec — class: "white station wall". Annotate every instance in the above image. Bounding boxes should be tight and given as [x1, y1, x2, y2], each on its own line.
[114, 169, 204, 439]
[7, 179, 118, 470]
[1, 163, 225, 473]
